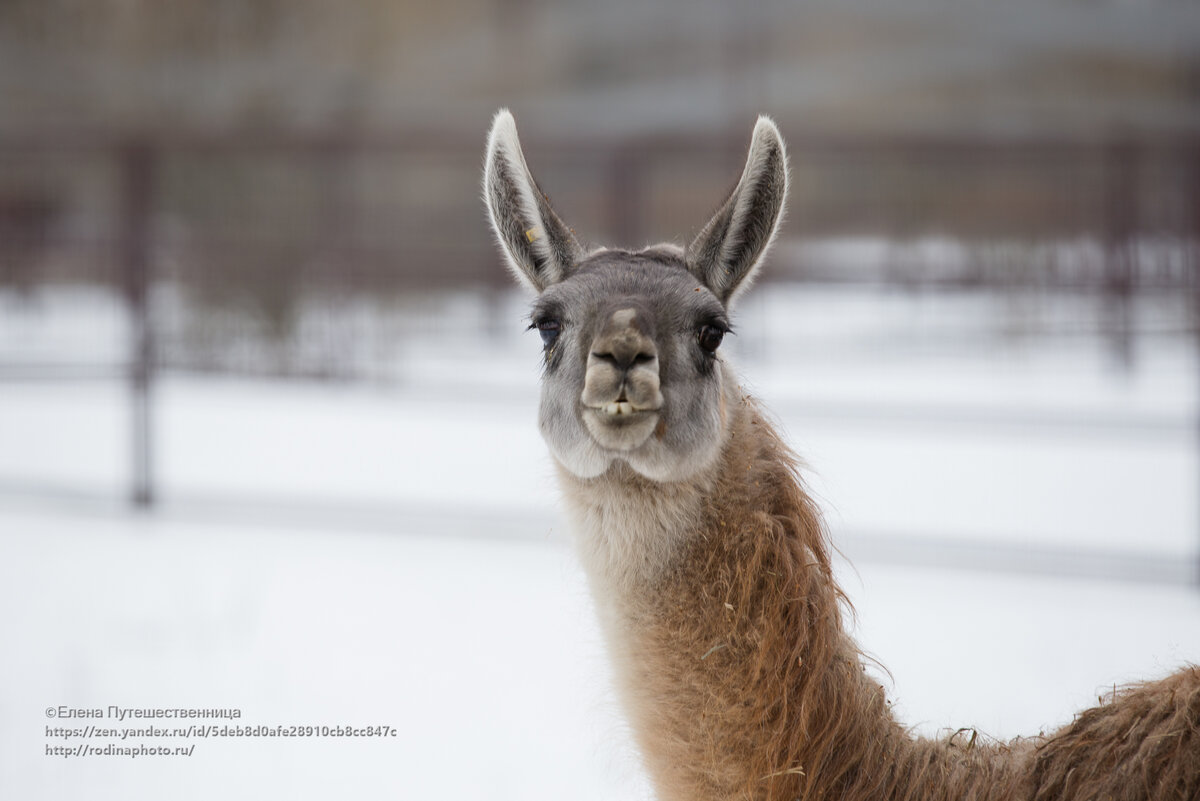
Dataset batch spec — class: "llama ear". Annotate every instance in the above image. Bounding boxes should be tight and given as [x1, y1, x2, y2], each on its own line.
[483, 109, 584, 293]
[687, 116, 788, 304]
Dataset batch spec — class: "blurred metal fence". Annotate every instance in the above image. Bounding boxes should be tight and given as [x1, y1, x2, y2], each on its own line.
[0, 130, 1198, 508]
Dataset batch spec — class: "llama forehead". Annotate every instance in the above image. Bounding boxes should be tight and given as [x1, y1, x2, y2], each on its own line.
[536, 250, 727, 331]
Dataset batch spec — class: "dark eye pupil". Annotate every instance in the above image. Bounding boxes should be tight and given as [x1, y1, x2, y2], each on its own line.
[537, 319, 561, 347]
[699, 324, 724, 353]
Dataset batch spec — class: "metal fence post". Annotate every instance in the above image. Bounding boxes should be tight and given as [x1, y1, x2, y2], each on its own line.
[1192, 142, 1200, 586]
[1103, 137, 1136, 369]
[120, 140, 154, 508]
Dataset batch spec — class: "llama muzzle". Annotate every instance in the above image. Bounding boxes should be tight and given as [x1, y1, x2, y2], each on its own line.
[580, 306, 664, 449]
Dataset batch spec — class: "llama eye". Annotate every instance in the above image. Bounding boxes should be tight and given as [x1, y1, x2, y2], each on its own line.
[535, 318, 561, 348]
[698, 324, 725, 354]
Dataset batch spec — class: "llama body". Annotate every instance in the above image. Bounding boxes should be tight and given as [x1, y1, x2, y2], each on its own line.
[483, 109, 1200, 801]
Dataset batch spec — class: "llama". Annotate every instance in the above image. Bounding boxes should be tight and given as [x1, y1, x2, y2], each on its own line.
[482, 108, 1200, 801]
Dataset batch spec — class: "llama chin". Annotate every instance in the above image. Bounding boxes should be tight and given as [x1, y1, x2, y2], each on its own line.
[484, 108, 1200, 801]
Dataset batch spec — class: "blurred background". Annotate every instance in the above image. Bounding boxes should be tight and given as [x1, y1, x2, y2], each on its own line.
[2, 2, 1200, 799]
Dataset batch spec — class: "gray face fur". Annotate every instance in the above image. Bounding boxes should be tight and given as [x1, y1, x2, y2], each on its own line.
[483, 109, 788, 483]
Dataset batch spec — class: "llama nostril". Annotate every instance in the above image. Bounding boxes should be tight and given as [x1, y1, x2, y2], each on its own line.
[590, 306, 659, 372]
[591, 349, 656, 372]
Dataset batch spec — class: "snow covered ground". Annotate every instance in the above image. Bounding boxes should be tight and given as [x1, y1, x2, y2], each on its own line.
[3, 504, 1199, 801]
[2, 283, 1199, 799]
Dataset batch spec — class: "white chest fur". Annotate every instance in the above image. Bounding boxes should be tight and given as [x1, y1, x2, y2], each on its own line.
[557, 465, 708, 598]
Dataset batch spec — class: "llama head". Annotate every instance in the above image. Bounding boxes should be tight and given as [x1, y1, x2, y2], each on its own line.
[484, 109, 788, 482]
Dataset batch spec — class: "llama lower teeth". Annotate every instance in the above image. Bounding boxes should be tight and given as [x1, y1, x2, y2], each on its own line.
[604, 402, 634, 416]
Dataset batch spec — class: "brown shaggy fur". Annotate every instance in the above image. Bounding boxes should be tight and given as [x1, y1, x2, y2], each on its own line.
[590, 395, 1200, 801]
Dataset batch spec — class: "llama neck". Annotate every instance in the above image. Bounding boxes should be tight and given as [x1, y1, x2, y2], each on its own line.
[559, 400, 1030, 801]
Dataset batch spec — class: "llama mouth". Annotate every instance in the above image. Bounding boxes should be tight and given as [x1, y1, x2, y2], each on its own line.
[586, 401, 660, 418]
[582, 403, 660, 451]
